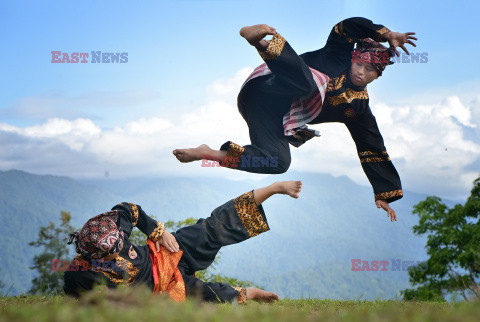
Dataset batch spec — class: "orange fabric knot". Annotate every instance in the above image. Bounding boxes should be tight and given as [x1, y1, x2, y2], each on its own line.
[147, 239, 186, 302]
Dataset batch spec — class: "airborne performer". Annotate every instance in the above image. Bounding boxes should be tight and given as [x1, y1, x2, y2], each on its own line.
[173, 17, 418, 220]
[63, 181, 303, 303]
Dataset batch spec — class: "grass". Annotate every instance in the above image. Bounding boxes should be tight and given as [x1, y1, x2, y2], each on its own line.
[1, 287, 479, 322]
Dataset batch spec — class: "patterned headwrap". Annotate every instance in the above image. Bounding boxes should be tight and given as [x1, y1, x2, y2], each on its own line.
[67, 210, 124, 259]
[351, 38, 395, 76]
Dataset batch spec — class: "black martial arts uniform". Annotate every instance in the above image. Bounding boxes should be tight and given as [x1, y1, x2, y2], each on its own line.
[63, 190, 268, 304]
[220, 17, 403, 203]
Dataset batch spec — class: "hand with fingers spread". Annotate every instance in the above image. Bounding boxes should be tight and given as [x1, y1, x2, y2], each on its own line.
[383, 31, 418, 56]
[375, 199, 397, 222]
[155, 230, 180, 253]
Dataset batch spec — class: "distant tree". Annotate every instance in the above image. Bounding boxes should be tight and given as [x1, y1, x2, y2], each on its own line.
[131, 216, 256, 288]
[401, 176, 480, 301]
[28, 211, 76, 294]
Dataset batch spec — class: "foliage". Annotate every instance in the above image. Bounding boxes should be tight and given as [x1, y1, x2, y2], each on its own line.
[401, 176, 480, 301]
[28, 211, 76, 295]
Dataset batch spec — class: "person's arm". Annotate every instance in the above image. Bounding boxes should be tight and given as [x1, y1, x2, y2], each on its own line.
[112, 202, 179, 252]
[324, 17, 391, 58]
[112, 202, 164, 240]
[345, 105, 403, 219]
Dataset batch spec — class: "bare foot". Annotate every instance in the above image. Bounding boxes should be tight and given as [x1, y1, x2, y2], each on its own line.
[240, 24, 276, 50]
[274, 181, 302, 199]
[172, 144, 212, 163]
[246, 287, 280, 303]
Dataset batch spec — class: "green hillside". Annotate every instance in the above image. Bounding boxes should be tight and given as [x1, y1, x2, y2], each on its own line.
[0, 169, 440, 298]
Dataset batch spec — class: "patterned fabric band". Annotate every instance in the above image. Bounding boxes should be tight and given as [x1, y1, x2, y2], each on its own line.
[241, 62, 329, 147]
[67, 210, 124, 259]
[351, 38, 395, 76]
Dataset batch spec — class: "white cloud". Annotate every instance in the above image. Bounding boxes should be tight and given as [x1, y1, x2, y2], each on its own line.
[1, 69, 479, 199]
[293, 94, 480, 198]
[0, 118, 100, 151]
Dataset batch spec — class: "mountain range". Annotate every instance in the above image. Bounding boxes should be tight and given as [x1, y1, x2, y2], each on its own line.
[0, 169, 454, 299]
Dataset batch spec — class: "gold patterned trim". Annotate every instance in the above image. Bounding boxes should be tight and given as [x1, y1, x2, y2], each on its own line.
[374, 27, 391, 42]
[73, 254, 139, 285]
[128, 203, 139, 227]
[326, 74, 347, 93]
[375, 190, 403, 201]
[222, 142, 244, 169]
[358, 151, 388, 157]
[334, 22, 355, 43]
[325, 88, 369, 107]
[233, 191, 270, 238]
[148, 221, 165, 242]
[234, 287, 247, 304]
[359, 150, 390, 163]
[258, 33, 286, 61]
[361, 156, 391, 163]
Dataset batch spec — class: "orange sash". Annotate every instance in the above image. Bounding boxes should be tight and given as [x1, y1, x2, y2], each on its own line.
[147, 239, 186, 302]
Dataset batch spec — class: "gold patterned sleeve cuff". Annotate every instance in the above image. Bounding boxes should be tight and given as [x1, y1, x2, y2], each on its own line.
[234, 287, 247, 305]
[257, 33, 286, 61]
[374, 26, 391, 42]
[148, 221, 165, 242]
[375, 189, 403, 202]
[127, 203, 139, 227]
[222, 142, 244, 169]
[233, 190, 270, 238]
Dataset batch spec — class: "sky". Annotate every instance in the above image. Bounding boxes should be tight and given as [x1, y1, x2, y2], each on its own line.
[0, 0, 479, 200]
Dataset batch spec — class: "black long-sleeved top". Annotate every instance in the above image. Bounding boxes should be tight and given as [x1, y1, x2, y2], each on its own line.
[246, 17, 402, 203]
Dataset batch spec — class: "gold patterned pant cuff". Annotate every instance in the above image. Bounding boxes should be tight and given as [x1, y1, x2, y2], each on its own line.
[233, 190, 270, 238]
[257, 33, 286, 61]
[222, 142, 244, 169]
[234, 287, 247, 304]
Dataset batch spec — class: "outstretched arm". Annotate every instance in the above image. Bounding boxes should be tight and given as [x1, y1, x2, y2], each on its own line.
[324, 17, 392, 57]
[345, 105, 403, 222]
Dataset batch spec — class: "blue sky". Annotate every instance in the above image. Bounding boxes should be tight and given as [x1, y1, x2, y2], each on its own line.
[0, 0, 479, 199]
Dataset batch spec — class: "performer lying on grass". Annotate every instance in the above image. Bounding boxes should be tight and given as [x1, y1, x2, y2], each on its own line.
[63, 180, 303, 304]
[173, 17, 418, 222]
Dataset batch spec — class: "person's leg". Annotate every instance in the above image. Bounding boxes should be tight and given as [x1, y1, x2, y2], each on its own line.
[252, 181, 302, 205]
[173, 24, 316, 174]
[182, 274, 280, 304]
[173, 84, 292, 174]
[173, 180, 302, 273]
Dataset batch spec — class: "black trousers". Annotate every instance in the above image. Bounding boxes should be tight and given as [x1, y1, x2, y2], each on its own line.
[172, 190, 269, 303]
[220, 35, 317, 174]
